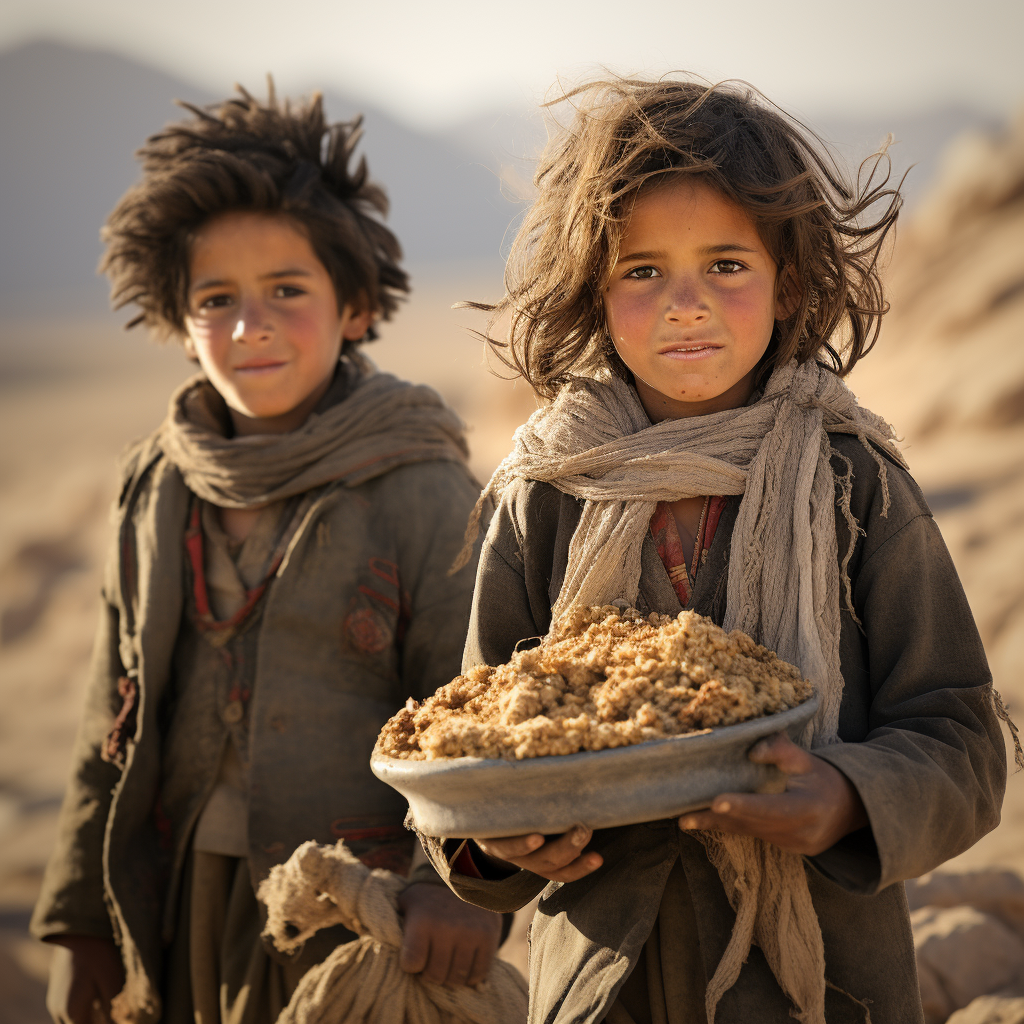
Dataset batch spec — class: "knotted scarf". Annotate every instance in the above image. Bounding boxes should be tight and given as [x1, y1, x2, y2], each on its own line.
[159, 356, 470, 508]
[458, 358, 903, 1023]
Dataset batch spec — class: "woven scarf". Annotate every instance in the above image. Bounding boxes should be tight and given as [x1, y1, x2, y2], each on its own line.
[461, 358, 902, 1023]
[159, 357, 470, 508]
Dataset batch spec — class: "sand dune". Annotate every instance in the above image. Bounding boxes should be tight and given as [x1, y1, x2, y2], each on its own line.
[849, 108, 1024, 873]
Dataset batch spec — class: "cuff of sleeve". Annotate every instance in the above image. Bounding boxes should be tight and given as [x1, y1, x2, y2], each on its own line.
[29, 912, 116, 944]
[807, 825, 881, 894]
[811, 744, 888, 894]
[445, 839, 520, 881]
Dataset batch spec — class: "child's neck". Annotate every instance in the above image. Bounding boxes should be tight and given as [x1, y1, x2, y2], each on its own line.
[633, 370, 756, 423]
[226, 372, 335, 437]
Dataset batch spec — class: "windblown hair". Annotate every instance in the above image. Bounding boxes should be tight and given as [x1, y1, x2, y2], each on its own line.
[472, 76, 902, 397]
[101, 83, 408, 344]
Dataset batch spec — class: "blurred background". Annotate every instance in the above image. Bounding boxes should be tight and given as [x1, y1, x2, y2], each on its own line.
[1, 0, 1022, 1018]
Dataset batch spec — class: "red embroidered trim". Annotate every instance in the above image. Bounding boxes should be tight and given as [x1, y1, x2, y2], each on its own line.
[184, 501, 282, 638]
[100, 675, 138, 768]
[329, 821, 407, 842]
[650, 497, 728, 606]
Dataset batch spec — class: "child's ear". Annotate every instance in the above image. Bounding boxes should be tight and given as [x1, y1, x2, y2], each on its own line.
[340, 303, 375, 341]
[775, 266, 803, 321]
[182, 335, 201, 363]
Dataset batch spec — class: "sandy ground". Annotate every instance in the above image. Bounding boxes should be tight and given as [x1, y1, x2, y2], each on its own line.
[1, 117, 1022, 1019]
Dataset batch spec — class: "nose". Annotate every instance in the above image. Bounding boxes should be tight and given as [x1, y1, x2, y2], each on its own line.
[231, 298, 273, 344]
[664, 278, 710, 325]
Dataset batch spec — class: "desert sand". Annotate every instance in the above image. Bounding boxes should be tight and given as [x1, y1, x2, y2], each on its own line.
[1, 114, 1022, 1020]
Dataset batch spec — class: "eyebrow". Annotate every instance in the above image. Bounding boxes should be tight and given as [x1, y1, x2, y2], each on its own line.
[616, 243, 760, 263]
[190, 268, 315, 291]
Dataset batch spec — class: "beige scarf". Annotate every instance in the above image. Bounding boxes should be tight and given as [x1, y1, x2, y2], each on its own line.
[462, 358, 902, 1023]
[160, 357, 470, 508]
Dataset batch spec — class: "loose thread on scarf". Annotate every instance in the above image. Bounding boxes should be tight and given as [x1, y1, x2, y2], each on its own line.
[993, 688, 1024, 772]
[825, 980, 874, 1024]
[831, 445, 866, 628]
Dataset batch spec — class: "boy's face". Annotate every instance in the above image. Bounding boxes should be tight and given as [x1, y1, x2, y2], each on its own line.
[603, 179, 795, 422]
[183, 211, 372, 436]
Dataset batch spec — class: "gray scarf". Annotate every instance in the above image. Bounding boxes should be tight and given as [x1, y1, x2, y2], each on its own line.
[160, 357, 470, 509]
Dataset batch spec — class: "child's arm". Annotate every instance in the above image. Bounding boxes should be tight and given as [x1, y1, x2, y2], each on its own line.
[390, 463, 506, 982]
[32, 585, 130, 1021]
[31, 594, 127, 941]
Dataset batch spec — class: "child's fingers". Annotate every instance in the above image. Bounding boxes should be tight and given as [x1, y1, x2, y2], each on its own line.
[421, 941, 455, 986]
[398, 919, 431, 975]
[444, 943, 479, 988]
[747, 732, 814, 775]
[466, 935, 496, 987]
[474, 833, 546, 863]
[479, 827, 603, 881]
[534, 851, 604, 883]
[682, 789, 798, 827]
[678, 788, 833, 854]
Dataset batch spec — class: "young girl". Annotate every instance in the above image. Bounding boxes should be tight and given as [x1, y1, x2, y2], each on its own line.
[420, 78, 1011, 1024]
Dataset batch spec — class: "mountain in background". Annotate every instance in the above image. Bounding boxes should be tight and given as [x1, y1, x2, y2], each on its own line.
[0, 40, 519, 316]
[0, 39, 1004, 317]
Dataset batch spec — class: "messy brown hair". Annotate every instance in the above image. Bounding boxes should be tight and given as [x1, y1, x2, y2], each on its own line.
[101, 83, 408, 345]
[471, 76, 902, 397]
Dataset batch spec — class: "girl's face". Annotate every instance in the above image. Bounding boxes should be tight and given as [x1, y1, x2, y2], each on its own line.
[604, 178, 793, 422]
[183, 211, 372, 436]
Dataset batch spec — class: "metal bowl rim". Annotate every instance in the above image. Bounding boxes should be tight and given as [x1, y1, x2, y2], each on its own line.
[371, 693, 818, 779]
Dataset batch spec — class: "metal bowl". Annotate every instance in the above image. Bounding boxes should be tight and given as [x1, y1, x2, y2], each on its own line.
[371, 695, 818, 838]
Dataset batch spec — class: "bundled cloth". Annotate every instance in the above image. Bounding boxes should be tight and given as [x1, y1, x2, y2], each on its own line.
[258, 841, 527, 1024]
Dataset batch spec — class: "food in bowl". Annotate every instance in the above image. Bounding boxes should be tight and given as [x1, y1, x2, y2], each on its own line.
[376, 605, 813, 761]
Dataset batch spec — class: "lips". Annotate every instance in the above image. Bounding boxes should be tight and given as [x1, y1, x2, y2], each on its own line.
[659, 342, 722, 361]
[234, 358, 287, 372]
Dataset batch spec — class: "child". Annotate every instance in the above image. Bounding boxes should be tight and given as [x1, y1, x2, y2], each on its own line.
[421, 77, 1011, 1024]
[31, 87, 502, 1024]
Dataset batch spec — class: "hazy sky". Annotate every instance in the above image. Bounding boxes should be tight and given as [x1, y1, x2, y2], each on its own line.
[3, 0, 1022, 129]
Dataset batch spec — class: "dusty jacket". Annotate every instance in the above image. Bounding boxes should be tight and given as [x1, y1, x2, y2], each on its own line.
[31, 426, 481, 1020]
[421, 434, 1006, 1024]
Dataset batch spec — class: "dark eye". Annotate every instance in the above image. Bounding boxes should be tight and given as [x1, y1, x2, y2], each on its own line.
[710, 260, 745, 275]
[198, 293, 232, 310]
[625, 265, 660, 280]
[274, 284, 305, 298]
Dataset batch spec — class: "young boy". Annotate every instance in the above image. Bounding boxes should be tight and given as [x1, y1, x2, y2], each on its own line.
[31, 87, 501, 1024]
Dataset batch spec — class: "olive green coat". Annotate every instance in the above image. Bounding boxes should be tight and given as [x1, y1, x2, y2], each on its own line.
[31, 430, 481, 1022]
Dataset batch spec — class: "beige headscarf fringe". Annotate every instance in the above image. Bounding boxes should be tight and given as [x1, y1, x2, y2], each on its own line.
[258, 840, 528, 1024]
[993, 689, 1024, 771]
[458, 359, 904, 1023]
[160, 356, 469, 509]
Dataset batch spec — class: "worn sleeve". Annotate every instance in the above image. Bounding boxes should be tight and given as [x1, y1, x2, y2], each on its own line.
[395, 462, 486, 702]
[30, 589, 126, 941]
[417, 485, 556, 907]
[812, 511, 1006, 893]
[418, 833, 548, 913]
[462, 479, 560, 672]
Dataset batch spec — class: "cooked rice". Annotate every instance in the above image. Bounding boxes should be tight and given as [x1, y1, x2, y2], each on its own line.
[376, 606, 813, 761]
